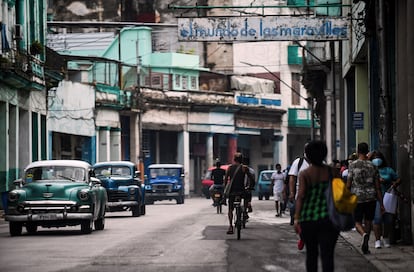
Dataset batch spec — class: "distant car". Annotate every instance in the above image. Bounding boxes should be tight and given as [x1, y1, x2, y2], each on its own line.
[257, 170, 276, 200]
[144, 164, 185, 204]
[5, 160, 107, 236]
[93, 161, 146, 217]
[201, 164, 230, 199]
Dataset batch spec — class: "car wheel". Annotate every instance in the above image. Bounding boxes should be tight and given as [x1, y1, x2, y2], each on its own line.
[94, 216, 105, 231]
[26, 223, 38, 234]
[9, 222, 23, 236]
[132, 205, 141, 217]
[258, 193, 263, 200]
[265, 195, 270, 200]
[176, 194, 184, 204]
[81, 220, 93, 234]
[140, 204, 146, 215]
[145, 199, 154, 205]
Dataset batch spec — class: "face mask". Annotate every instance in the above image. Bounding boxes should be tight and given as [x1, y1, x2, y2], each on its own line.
[372, 158, 383, 167]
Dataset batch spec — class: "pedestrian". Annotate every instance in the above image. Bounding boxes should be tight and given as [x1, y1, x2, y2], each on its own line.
[341, 153, 357, 182]
[370, 150, 401, 248]
[346, 142, 384, 254]
[288, 143, 310, 250]
[224, 152, 255, 235]
[271, 163, 285, 217]
[294, 140, 340, 272]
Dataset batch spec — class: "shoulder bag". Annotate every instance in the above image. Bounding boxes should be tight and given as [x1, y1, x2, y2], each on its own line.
[224, 164, 241, 198]
[325, 176, 357, 232]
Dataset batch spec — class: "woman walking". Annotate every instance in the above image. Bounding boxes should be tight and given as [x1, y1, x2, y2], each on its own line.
[294, 140, 340, 272]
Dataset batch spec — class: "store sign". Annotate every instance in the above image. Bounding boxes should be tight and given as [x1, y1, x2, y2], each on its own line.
[178, 16, 349, 42]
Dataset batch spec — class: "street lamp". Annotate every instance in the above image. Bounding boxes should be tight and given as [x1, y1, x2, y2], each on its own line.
[240, 61, 315, 140]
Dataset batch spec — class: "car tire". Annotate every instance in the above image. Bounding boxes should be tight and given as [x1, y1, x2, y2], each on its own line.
[132, 205, 141, 217]
[140, 204, 146, 215]
[26, 223, 38, 234]
[81, 220, 93, 234]
[265, 194, 270, 200]
[94, 216, 105, 230]
[258, 193, 263, 200]
[9, 222, 23, 236]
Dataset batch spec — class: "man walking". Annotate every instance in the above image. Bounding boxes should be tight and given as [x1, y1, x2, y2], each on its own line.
[347, 142, 384, 254]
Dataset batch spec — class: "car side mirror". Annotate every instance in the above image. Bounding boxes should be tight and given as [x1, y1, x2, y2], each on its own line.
[89, 169, 96, 178]
[90, 177, 101, 186]
[13, 179, 23, 188]
[134, 170, 140, 178]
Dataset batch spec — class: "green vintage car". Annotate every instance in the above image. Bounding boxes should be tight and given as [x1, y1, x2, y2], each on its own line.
[5, 160, 107, 236]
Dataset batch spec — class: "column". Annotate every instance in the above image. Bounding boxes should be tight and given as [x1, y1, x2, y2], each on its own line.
[98, 127, 110, 162]
[227, 134, 238, 164]
[110, 128, 121, 161]
[325, 89, 332, 164]
[177, 130, 190, 196]
[206, 133, 213, 167]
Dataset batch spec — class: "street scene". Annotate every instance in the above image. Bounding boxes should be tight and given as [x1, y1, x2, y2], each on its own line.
[1, 1, 414, 271]
[2, 197, 409, 272]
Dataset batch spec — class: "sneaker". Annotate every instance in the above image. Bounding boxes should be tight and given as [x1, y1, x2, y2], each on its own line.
[297, 239, 305, 250]
[375, 240, 382, 249]
[361, 233, 370, 254]
[383, 238, 391, 248]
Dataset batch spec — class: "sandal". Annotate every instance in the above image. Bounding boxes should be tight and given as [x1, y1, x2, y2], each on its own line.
[226, 227, 234, 234]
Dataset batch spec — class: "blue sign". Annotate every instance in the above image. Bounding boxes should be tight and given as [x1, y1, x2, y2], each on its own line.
[352, 112, 364, 130]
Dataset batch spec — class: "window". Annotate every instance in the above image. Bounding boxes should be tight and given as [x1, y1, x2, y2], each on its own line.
[191, 76, 197, 89]
[182, 75, 188, 89]
[152, 75, 161, 87]
[175, 75, 181, 88]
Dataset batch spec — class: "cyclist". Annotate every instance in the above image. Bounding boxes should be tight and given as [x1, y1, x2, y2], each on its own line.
[224, 152, 255, 234]
[209, 160, 226, 206]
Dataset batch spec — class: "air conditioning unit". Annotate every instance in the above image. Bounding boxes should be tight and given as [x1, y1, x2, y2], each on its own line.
[14, 24, 23, 40]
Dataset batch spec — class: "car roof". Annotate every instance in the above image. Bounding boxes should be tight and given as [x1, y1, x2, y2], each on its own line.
[148, 164, 183, 168]
[25, 160, 92, 170]
[259, 170, 276, 174]
[93, 161, 135, 167]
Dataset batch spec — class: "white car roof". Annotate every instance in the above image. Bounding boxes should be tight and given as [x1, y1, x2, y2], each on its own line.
[148, 164, 184, 169]
[25, 160, 92, 170]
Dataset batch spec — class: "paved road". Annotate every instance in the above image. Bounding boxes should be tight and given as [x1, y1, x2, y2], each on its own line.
[0, 197, 379, 272]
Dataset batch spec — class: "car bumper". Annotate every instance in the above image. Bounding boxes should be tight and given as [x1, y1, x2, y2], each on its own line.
[5, 213, 94, 222]
[106, 201, 139, 207]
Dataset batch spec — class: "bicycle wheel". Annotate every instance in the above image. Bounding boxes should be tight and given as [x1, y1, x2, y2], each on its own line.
[236, 206, 242, 240]
[242, 208, 247, 229]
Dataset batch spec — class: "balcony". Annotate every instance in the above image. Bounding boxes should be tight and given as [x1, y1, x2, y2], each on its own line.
[288, 108, 319, 128]
[95, 83, 132, 110]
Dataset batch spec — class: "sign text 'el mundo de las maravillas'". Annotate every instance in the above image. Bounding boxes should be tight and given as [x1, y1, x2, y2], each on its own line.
[178, 16, 349, 42]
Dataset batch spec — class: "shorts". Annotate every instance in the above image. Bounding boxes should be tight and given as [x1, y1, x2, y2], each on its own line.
[273, 191, 283, 202]
[373, 201, 394, 224]
[228, 191, 245, 211]
[354, 200, 376, 223]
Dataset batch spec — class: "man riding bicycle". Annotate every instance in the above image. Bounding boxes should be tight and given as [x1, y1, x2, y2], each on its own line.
[224, 152, 255, 235]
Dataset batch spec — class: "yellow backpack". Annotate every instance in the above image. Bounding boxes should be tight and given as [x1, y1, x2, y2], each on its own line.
[331, 178, 358, 214]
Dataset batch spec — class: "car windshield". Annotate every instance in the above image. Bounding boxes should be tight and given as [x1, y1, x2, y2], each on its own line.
[260, 172, 273, 181]
[25, 166, 86, 183]
[94, 166, 132, 178]
[150, 168, 181, 178]
[204, 170, 212, 179]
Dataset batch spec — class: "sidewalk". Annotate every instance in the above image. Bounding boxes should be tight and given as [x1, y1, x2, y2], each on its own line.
[341, 229, 414, 272]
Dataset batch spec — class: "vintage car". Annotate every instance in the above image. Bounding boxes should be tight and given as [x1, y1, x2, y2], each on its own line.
[144, 164, 185, 204]
[5, 160, 107, 236]
[257, 170, 276, 200]
[93, 161, 146, 217]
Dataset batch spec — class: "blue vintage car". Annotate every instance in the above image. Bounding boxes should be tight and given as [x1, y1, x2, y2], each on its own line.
[145, 164, 185, 204]
[5, 160, 107, 236]
[93, 161, 146, 217]
[257, 170, 276, 200]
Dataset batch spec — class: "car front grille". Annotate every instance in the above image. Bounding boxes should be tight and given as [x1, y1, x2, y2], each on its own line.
[107, 190, 129, 202]
[152, 184, 173, 192]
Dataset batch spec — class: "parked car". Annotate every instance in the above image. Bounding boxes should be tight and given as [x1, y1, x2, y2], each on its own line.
[93, 161, 146, 217]
[5, 160, 107, 236]
[144, 164, 185, 204]
[201, 164, 230, 199]
[257, 170, 276, 200]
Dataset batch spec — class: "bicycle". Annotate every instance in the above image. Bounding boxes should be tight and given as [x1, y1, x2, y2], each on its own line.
[233, 192, 248, 240]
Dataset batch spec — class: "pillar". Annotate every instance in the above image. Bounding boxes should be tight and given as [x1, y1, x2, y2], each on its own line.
[227, 134, 238, 164]
[206, 133, 213, 166]
[178, 130, 190, 196]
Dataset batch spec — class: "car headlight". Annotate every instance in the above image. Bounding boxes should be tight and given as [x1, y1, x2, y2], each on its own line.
[77, 190, 90, 201]
[145, 185, 152, 190]
[174, 184, 182, 190]
[8, 191, 19, 202]
[129, 187, 136, 195]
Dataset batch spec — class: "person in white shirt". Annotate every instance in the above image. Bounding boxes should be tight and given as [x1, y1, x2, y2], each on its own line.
[271, 163, 285, 217]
